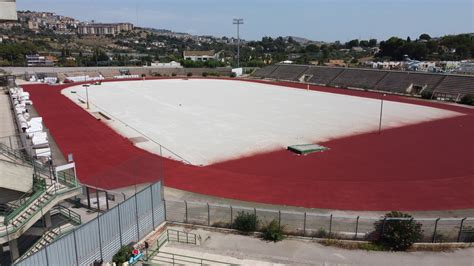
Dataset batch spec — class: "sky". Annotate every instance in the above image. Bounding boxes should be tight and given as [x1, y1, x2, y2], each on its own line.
[17, 0, 474, 42]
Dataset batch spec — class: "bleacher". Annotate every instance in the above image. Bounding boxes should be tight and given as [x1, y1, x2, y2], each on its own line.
[330, 69, 388, 89]
[98, 69, 121, 79]
[374, 72, 412, 93]
[302, 67, 344, 85]
[252, 65, 279, 78]
[267, 64, 308, 81]
[434, 75, 474, 97]
[404, 72, 444, 92]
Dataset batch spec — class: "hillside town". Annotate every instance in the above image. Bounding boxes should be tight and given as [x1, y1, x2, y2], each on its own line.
[0, 11, 472, 74]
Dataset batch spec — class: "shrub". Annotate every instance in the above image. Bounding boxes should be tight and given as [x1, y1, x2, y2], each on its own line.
[373, 211, 423, 251]
[112, 245, 133, 265]
[261, 219, 285, 242]
[171, 73, 177, 77]
[229, 72, 237, 78]
[233, 211, 259, 233]
[187, 72, 193, 77]
[420, 90, 433, 99]
[459, 94, 474, 106]
[312, 228, 328, 238]
[202, 72, 208, 77]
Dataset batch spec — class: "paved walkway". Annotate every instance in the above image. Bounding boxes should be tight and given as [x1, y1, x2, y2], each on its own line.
[162, 226, 474, 266]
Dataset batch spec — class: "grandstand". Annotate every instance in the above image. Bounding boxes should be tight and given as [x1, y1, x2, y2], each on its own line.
[434, 75, 474, 99]
[267, 64, 308, 81]
[252, 64, 474, 101]
[301, 66, 344, 85]
[329, 68, 388, 89]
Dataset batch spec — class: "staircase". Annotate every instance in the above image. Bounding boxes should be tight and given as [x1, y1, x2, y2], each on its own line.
[18, 206, 81, 260]
[0, 143, 81, 245]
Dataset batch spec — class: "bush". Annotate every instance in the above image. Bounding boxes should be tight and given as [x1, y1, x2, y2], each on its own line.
[229, 72, 237, 78]
[187, 72, 193, 77]
[459, 94, 474, 106]
[261, 219, 285, 242]
[312, 228, 328, 238]
[171, 73, 177, 77]
[373, 211, 423, 251]
[112, 245, 133, 265]
[233, 211, 259, 233]
[202, 72, 208, 77]
[420, 90, 433, 99]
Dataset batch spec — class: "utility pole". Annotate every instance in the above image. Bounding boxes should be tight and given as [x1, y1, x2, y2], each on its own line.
[233, 18, 244, 68]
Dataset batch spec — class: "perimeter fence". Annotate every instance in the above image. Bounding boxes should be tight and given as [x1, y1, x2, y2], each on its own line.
[164, 200, 474, 243]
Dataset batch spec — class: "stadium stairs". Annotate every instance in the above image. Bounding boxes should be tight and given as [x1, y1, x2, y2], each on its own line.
[0, 143, 81, 246]
[16, 206, 81, 261]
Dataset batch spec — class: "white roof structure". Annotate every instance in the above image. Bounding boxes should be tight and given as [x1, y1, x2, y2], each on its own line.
[0, 0, 17, 21]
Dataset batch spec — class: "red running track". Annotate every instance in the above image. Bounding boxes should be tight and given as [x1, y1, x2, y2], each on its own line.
[23, 79, 474, 211]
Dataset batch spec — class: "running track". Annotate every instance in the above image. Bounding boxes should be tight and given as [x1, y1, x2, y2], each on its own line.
[22, 79, 474, 211]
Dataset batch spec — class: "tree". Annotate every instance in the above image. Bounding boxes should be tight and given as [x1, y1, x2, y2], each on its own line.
[419, 33, 431, 41]
[305, 44, 320, 53]
[368, 39, 377, 47]
[373, 211, 423, 251]
[346, 39, 359, 48]
[359, 40, 369, 47]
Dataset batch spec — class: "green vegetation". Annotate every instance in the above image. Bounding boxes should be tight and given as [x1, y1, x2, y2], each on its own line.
[232, 211, 259, 233]
[112, 245, 133, 265]
[378, 34, 473, 61]
[261, 219, 285, 242]
[373, 211, 423, 251]
[459, 94, 474, 106]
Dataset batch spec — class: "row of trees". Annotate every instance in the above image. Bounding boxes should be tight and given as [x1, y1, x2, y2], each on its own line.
[377, 34, 473, 61]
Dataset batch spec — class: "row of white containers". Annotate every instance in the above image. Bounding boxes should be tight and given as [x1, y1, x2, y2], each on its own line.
[10, 87, 51, 159]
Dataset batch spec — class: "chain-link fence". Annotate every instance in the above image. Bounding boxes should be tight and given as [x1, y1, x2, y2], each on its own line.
[164, 200, 474, 243]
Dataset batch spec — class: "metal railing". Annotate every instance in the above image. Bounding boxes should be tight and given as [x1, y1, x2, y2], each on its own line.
[50, 205, 82, 225]
[150, 251, 231, 265]
[164, 199, 474, 243]
[149, 229, 227, 266]
[3, 179, 46, 225]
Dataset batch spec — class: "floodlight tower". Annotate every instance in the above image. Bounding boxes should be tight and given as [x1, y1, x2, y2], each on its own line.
[233, 18, 244, 68]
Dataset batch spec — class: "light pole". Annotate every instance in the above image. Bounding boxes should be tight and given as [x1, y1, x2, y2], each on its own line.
[378, 93, 386, 135]
[82, 84, 90, 109]
[233, 18, 244, 68]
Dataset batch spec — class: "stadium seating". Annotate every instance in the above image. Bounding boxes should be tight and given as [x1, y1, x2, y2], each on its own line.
[99, 69, 121, 79]
[267, 64, 309, 81]
[434, 75, 474, 96]
[302, 66, 344, 85]
[330, 69, 388, 89]
[374, 72, 412, 93]
[404, 72, 444, 92]
[252, 65, 279, 78]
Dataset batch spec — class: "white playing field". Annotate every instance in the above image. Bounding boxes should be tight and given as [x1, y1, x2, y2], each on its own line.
[63, 79, 459, 165]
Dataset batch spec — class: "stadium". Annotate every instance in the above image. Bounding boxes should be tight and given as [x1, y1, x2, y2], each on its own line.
[1, 0, 474, 264]
[2, 63, 474, 266]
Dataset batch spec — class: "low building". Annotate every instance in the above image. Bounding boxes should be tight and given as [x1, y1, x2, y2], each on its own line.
[183, 50, 218, 61]
[0, 0, 17, 21]
[77, 22, 134, 35]
[26, 54, 56, 67]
